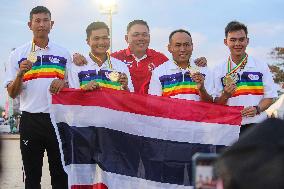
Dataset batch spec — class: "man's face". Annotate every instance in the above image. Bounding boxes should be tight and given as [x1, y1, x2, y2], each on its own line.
[87, 28, 110, 55]
[224, 29, 249, 58]
[28, 13, 53, 39]
[125, 24, 150, 55]
[168, 32, 193, 63]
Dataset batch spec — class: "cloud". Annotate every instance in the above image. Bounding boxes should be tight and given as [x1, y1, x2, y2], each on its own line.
[191, 32, 207, 49]
[249, 22, 284, 37]
[148, 27, 209, 59]
[247, 46, 274, 63]
[150, 27, 172, 55]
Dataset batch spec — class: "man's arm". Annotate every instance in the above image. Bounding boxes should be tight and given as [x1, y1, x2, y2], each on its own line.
[7, 60, 32, 99]
[198, 86, 213, 102]
[241, 98, 273, 117]
[241, 61, 278, 117]
[214, 84, 236, 105]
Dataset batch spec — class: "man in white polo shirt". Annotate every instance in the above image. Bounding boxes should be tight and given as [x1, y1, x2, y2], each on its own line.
[4, 6, 70, 189]
[213, 21, 277, 134]
[149, 29, 214, 102]
[68, 21, 133, 92]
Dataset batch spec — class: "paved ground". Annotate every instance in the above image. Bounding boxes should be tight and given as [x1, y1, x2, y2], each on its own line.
[0, 134, 52, 189]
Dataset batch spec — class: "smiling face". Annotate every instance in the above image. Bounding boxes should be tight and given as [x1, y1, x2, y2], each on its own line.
[87, 28, 110, 56]
[125, 24, 150, 56]
[28, 13, 53, 39]
[224, 29, 249, 61]
[168, 32, 193, 64]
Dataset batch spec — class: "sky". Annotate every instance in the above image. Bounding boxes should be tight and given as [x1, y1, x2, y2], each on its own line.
[0, 0, 284, 107]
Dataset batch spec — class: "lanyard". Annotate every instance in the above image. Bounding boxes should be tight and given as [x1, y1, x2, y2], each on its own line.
[227, 54, 248, 75]
[31, 40, 36, 52]
[89, 52, 112, 69]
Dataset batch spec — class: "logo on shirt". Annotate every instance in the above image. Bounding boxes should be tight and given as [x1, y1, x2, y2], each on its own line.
[22, 140, 29, 146]
[248, 74, 259, 81]
[123, 60, 133, 68]
[49, 57, 60, 64]
[148, 63, 156, 72]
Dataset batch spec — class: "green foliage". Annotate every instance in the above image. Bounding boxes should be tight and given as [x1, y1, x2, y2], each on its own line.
[270, 47, 284, 84]
[269, 65, 284, 83]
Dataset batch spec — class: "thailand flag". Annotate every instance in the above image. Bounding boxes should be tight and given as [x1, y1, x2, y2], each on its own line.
[50, 89, 242, 189]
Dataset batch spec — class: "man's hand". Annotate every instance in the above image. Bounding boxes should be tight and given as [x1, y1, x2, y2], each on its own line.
[118, 73, 129, 91]
[191, 72, 205, 90]
[50, 79, 66, 94]
[82, 81, 99, 91]
[223, 84, 236, 98]
[194, 57, 207, 67]
[241, 106, 258, 117]
[18, 60, 33, 77]
[73, 53, 87, 66]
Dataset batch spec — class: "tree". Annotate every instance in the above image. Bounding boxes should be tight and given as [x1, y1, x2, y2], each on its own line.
[270, 47, 284, 63]
[269, 47, 284, 84]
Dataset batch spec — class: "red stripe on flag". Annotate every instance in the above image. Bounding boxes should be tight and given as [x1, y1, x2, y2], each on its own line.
[52, 88, 242, 125]
[71, 183, 108, 189]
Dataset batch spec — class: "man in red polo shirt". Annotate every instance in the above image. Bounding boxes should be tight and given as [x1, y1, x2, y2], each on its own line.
[111, 20, 168, 94]
[73, 20, 207, 94]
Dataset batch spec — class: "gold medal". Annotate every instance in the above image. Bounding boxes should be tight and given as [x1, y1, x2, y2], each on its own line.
[224, 73, 238, 86]
[27, 52, 37, 63]
[224, 75, 234, 86]
[108, 71, 120, 82]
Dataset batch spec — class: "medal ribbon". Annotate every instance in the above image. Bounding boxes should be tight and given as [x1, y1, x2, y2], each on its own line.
[31, 40, 36, 52]
[89, 52, 112, 69]
[227, 53, 248, 75]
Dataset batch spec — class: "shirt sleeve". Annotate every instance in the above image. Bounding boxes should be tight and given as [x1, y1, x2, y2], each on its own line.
[262, 62, 278, 98]
[148, 69, 163, 96]
[67, 63, 81, 89]
[3, 50, 19, 88]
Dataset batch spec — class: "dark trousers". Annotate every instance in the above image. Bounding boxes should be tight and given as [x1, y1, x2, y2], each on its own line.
[19, 112, 68, 189]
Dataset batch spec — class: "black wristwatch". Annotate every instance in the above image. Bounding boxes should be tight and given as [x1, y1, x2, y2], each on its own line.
[254, 105, 261, 115]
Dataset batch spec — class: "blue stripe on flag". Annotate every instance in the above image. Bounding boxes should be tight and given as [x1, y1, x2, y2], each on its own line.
[58, 122, 224, 186]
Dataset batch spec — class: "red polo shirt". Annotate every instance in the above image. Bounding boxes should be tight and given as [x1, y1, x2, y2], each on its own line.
[111, 48, 168, 94]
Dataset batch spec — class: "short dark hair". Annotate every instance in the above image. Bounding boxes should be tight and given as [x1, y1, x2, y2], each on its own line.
[86, 21, 110, 39]
[169, 29, 192, 43]
[127, 20, 150, 33]
[30, 6, 51, 21]
[225, 21, 248, 38]
[216, 118, 284, 189]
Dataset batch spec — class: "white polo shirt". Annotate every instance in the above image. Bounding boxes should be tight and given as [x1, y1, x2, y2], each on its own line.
[148, 59, 214, 101]
[213, 55, 278, 124]
[68, 55, 134, 92]
[4, 41, 71, 113]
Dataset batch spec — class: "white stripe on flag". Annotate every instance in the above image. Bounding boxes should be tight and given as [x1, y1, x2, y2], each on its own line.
[67, 164, 193, 189]
[53, 104, 239, 146]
